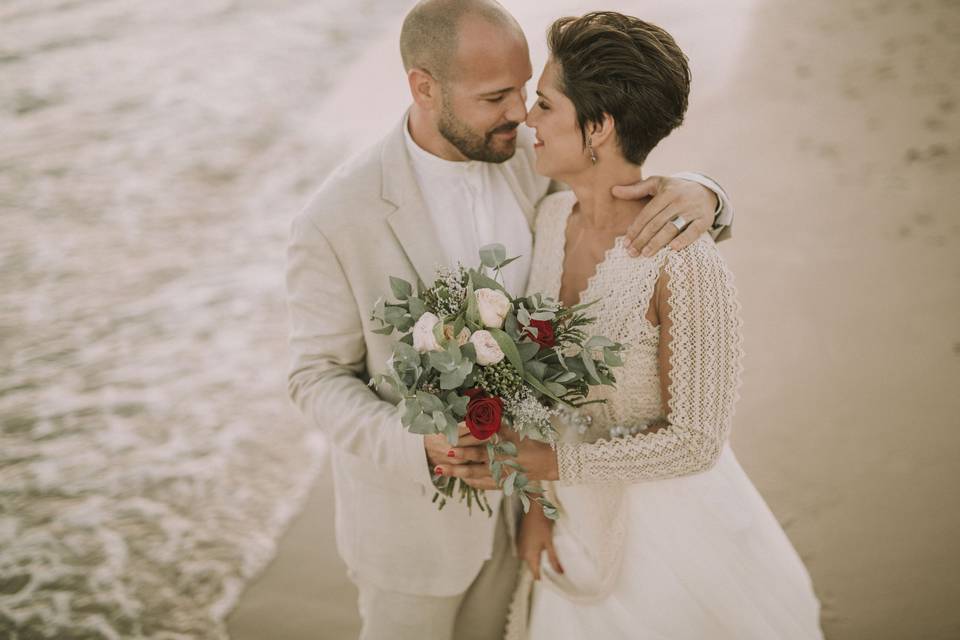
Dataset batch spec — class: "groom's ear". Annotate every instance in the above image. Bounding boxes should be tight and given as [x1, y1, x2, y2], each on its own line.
[588, 113, 617, 149]
[408, 68, 441, 111]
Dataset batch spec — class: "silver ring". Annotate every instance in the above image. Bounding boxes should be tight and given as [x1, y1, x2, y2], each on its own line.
[671, 215, 688, 232]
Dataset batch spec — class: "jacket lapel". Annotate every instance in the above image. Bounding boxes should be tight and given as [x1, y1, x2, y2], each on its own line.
[381, 118, 446, 285]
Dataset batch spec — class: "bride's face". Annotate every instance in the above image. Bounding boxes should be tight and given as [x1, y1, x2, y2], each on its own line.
[526, 60, 592, 180]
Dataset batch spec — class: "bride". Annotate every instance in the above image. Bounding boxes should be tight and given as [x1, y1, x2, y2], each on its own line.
[465, 12, 824, 639]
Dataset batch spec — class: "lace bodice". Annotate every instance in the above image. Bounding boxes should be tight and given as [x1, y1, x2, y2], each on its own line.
[526, 191, 744, 485]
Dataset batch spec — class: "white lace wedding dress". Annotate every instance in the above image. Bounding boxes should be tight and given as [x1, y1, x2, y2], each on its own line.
[504, 191, 823, 639]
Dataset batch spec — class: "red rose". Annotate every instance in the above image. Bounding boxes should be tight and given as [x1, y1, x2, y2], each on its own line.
[523, 319, 556, 349]
[464, 388, 503, 441]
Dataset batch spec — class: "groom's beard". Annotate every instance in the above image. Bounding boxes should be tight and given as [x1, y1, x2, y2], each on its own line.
[438, 100, 519, 163]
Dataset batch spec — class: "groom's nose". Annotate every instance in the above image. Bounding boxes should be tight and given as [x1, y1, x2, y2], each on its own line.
[505, 90, 527, 124]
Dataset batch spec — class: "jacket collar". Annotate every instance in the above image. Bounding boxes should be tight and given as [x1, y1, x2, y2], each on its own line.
[381, 115, 446, 285]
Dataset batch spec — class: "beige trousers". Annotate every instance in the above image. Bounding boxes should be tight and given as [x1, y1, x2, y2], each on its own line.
[353, 503, 521, 640]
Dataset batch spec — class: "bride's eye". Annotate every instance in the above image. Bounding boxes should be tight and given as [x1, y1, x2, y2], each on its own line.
[538, 101, 550, 110]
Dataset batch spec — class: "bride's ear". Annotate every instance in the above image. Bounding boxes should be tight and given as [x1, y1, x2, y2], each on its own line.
[588, 113, 617, 149]
[408, 68, 440, 111]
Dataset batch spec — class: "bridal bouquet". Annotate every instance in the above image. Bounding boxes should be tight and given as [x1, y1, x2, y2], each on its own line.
[370, 244, 623, 519]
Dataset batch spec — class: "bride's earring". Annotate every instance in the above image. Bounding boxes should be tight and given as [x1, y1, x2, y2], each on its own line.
[587, 137, 597, 165]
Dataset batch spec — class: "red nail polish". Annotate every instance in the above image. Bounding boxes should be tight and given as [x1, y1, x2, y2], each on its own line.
[434, 466, 443, 476]
[447, 450, 456, 457]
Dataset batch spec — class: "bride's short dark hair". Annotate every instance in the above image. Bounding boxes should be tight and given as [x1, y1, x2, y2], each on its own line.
[547, 12, 690, 165]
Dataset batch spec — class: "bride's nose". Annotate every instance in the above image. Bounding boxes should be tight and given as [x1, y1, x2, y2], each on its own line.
[525, 108, 538, 128]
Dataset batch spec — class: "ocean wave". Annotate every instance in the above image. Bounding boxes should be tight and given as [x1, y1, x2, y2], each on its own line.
[0, 0, 402, 636]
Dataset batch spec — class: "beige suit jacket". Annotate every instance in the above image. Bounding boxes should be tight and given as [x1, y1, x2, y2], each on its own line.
[286, 118, 551, 596]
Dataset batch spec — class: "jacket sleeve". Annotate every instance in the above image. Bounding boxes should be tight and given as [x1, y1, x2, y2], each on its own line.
[286, 213, 433, 488]
[670, 172, 734, 241]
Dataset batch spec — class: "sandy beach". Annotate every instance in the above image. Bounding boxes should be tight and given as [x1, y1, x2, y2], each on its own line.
[2, 0, 957, 638]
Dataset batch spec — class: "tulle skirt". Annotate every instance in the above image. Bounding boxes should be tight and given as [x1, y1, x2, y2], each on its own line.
[527, 444, 824, 640]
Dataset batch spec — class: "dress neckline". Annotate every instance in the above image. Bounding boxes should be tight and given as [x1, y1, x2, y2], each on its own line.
[552, 193, 630, 308]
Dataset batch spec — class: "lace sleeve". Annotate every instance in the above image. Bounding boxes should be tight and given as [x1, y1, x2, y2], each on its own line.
[556, 236, 744, 484]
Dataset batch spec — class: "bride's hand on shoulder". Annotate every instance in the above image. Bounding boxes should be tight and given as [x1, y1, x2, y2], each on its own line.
[518, 501, 564, 581]
[613, 175, 718, 257]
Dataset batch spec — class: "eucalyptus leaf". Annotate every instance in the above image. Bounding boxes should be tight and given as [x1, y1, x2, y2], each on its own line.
[465, 280, 480, 325]
[519, 492, 530, 513]
[504, 312, 520, 338]
[395, 342, 421, 369]
[409, 411, 437, 434]
[525, 360, 548, 379]
[448, 392, 469, 417]
[444, 414, 460, 445]
[383, 305, 407, 326]
[445, 341, 462, 362]
[471, 271, 508, 295]
[416, 391, 444, 413]
[565, 356, 588, 375]
[439, 366, 468, 390]
[581, 349, 601, 383]
[372, 325, 395, 335]
[585, 335, 616, 349]
[407, 296, 427, 320]
[479, 243, 507, 269]
[545, 381, 567, 397]
[429, 350, 456, 372]
[604, 349, 624, 366]
[529, 311, 556, 321]
[517, 341, 540, 362]
[523, 371, 563, 402]
[487, 327, 524, 375]
[401, 397, 421, 426]
[390, 276, 412, 300]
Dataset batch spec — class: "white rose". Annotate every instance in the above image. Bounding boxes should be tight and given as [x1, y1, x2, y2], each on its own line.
[475, 288, 511, 329]
[470, 330, 505, 366]
[412, 312, 442, 353]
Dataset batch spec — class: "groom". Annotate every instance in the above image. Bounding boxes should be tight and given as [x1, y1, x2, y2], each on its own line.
[286, 1, 732, 638]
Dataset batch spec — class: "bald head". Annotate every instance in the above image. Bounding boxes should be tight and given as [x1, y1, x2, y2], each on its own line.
[400, 0, 523, 81]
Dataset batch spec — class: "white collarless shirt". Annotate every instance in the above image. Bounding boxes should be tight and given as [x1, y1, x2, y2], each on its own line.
[404, 116, 534, 296]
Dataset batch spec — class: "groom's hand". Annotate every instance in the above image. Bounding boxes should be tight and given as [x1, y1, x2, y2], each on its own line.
[614, 176, 718, 257]
[424, 423, 487, 471]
